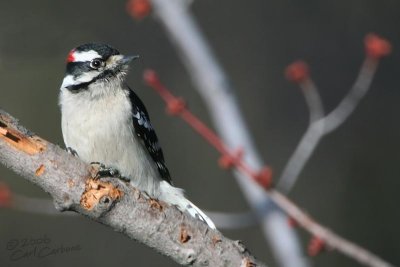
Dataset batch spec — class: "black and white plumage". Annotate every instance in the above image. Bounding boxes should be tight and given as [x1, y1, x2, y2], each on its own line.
[128, 90, 172, 184]
[59, 43, 215, 229]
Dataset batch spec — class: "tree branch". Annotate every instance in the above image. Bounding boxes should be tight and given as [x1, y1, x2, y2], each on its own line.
[0, 108, 267, 267]
[147, 1, 307, 266]
[144, 71, 396, 267]
[278, 56, 383, 193]
[2, 183, 259, 228]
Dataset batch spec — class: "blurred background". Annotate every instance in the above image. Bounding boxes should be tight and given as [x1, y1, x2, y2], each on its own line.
[0, 0, 399, 266]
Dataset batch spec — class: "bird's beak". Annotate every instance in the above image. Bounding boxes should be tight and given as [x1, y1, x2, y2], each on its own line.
[119, 55, 140, 66]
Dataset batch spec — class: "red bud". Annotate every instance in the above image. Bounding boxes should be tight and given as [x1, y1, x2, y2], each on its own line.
[166, 98, 186, 116]
[285, 61, 310, 84]
[254, 167, 273, 189]
[126, 0, 152, 20]
[364, 33, 392, 60]
[308, 236, 325, 256]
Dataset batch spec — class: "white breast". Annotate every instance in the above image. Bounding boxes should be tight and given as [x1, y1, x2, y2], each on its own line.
[59, 86, 161, 196]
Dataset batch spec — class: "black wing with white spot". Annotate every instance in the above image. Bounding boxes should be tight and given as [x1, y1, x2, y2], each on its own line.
[128, 88, 172, 184]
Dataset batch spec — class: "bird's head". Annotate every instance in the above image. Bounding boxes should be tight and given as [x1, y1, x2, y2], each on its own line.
[61, 43, 139, 93]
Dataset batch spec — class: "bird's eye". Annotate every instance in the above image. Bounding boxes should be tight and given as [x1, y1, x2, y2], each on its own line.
[90, 59, 103, 69]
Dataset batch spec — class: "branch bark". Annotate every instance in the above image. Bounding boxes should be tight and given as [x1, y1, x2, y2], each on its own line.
[0, 108, 267, 267]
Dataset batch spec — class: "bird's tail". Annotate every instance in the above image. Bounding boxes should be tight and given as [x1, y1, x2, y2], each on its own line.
[159, 181, 216, 229]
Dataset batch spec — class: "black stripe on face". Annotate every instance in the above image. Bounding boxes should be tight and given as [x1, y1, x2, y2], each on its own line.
[65, 80, 92, 92]
[65, 64, 125, 93]
[63, 44, 123, 93]
[66, 43, 121, 77]
[65, 61, 98, 92]
[66, 61, 92, 76]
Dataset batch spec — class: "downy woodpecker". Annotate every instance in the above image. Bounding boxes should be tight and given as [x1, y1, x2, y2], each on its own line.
[59, 43, 215, 229]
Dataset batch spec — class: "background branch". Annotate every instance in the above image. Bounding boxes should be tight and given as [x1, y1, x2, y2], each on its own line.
[148, 1, 307, 266]
[0, 108, 267, 267]
[145, 70, 395, 267]
[278, 42, 388, 193]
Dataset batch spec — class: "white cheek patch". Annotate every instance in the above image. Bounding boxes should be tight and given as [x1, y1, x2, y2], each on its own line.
[72, 50, 101, 62]
[61, 75, 75, 88]
[61, 71, 100, 88]
[77, 71, 100, 83]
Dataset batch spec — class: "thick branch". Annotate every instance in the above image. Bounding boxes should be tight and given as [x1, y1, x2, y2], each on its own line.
[0, 108, 267, 267]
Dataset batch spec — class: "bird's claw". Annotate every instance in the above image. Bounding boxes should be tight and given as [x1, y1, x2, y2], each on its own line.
[67, 147, 78, 157]
[90, 162, 121, 180]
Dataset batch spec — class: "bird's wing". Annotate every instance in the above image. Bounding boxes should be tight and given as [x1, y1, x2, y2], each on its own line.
[128, 88, 172, 184]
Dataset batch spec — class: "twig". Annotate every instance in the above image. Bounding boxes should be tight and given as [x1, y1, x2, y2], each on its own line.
[302, 80, 325, 124]
[144, 70, 395, 267]
[269, 191, 394, 267]
[0, 109, 267, 267]
[277, 34, 391, 193]
[323, 58, 378, 134]
[277, 65, 326, 193]
[146, 1, 307, 266]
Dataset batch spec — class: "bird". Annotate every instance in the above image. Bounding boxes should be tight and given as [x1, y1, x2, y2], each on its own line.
[59, 43, 216, 229]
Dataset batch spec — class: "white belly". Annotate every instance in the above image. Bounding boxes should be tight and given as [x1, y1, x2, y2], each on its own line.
[60, 88, 161, 196]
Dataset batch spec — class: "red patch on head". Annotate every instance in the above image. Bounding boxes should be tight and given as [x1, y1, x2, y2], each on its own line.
[66, 49, 75, 63]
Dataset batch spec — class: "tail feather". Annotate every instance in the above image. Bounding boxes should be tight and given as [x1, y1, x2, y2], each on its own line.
[159, 181, 216, 229]
[185, 200, 216, 229]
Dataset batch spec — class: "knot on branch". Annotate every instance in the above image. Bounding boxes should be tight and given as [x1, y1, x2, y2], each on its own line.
[212, 235, 222, 246]
[35, 164, 46, 176]
[233, 240, 247, 253]
[179, 226, 191, 243]
[241, 258, 257, 267]
[80, 179, 123, 217]
[149, 198, 164, 211]
[179, 248, 196, 265]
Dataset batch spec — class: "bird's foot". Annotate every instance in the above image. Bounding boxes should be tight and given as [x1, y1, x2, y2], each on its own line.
[90, 162, 121, 179]
[90, 162, 130, 182]
[67, 147, 78, 157]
